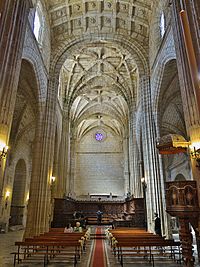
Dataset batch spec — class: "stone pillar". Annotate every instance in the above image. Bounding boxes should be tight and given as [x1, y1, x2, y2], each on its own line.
[128, 111, 134, 194]
[171, 1, 200, 260]
[171, 0, 200, 143]
[129, 107, 141, 197]
[0, 0, 32, 209]
[123, 136, 129, 193]
[69, 137, 76, 197]
[24, 76, 59, 237]
[0, 0, 32, 130]
[140, 75, 167, 235]
[56, 111, 70, 198]
[123, 135, 130, 194]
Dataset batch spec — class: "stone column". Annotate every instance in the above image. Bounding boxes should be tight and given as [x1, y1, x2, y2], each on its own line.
[0, 0, 32, 207]
[69, 137, 76, 197]
[171, 0, 200, 140]
[24, 76, 59, 237]
[128, 111, 134, 195]
[0, 0, 32, 131]
[56, 111, 70, 198]
[140, 75, 167, 235]
[172, 0, 200, 200]
[123, 135, 130, 195]
[128, 107, 141, 197]
[171, 1, 200, 261]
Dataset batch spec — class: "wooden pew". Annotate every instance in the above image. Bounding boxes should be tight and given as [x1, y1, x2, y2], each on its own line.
[108, 228, 181, 266]
[12, 230, 88, 266]
[13, 240, 81, 266]
[115, 239, 181, 267]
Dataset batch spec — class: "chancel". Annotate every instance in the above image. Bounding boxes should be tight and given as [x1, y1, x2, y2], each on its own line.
[0, 1, 200, 267]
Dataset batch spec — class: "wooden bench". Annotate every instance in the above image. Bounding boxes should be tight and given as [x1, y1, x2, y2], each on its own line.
[12, 227, 92, 265]
[13, 237, 82, 266]
[108, 228, 181, 266]
[114, 239, 181, 267]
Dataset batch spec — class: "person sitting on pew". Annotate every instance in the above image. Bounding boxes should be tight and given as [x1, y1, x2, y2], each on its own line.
[74, 221, 83, 232]
[64, 223, 73, 233]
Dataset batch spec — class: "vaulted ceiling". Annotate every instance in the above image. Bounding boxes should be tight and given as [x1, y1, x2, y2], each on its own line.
[46, 0, 153, 139]
[58, 43, 139, 138]
[47, 0, 152, 44]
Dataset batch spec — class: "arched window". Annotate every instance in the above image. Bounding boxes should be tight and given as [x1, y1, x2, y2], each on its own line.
[160, 12, 165, 38]
[33, 4, 43, 44]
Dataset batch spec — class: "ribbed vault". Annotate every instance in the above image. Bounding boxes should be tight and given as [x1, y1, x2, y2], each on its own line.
[48, 0, 152, 147]
[58, 43, 138, 139]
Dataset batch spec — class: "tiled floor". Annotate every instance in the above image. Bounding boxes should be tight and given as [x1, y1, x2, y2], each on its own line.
[0, 227, 199, 267]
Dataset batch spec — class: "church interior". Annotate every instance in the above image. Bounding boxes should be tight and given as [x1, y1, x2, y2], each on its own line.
[0, 0, 200, 266]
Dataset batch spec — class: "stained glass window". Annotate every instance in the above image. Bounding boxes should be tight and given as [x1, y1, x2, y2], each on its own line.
[160, 12, 165, 38]
[34, 9, 41, 42]
[95, 132, 104, 141]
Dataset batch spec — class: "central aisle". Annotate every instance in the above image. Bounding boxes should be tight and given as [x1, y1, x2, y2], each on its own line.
[90, 227, 107, 267]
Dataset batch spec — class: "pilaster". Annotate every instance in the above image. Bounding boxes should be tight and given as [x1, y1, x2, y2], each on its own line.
[56, 111, 70, 198]
[129, 108, 141, 197]
[171, 0, 200, 127]
[123, 135, 130, 194]
[69, 137, 76, 197]
[24, 76, 59, 237]
[140, 74, 168, 236]
[0, 0, 31, 211]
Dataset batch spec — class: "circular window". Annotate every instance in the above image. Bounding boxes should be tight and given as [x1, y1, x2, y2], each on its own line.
[95, 132, 104, 141]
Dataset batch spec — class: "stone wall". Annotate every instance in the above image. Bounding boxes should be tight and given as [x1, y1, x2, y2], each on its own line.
[74, 128, 124, 196]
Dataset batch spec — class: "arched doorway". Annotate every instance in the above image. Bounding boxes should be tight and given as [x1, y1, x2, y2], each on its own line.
[9, 159, 27, 227]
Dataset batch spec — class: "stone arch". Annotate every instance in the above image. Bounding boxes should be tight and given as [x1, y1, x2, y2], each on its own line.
[19, 59, 40, 108]
[149, 0, 170, 66]
[50, 34, 149, 79]
[73, 105, 127, 131]
[9, 159, 27, 226]
[22, 26, 48, 103]
[155, 58, 186, 138]
[174, 173, 186, 181]
[9, 58, 41, 147]
[152, 54, 177, 111]
[153, 57, 178, 134]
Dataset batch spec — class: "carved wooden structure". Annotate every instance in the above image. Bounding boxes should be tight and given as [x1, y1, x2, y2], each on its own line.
[166, 181, 199, 267]
[52, 197, 145, 228]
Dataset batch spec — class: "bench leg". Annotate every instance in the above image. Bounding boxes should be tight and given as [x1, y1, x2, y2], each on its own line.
[13, 253, 16, 266]
[17, 246, 20, 263]
[120, 250, 123, 267]
[74, 253, 77, 267]
[152, 254, 154, 267]
[44, 254, 48, 267]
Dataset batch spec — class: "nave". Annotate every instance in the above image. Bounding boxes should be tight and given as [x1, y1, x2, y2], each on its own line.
[1, 226, 197, 267]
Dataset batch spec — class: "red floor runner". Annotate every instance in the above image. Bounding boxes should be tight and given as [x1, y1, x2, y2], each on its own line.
[90, 227, 106, 267]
